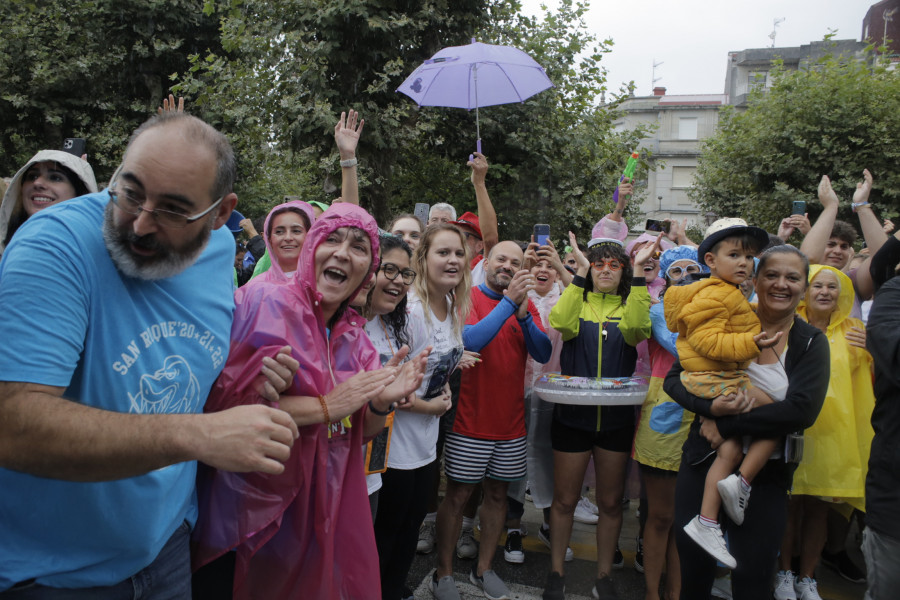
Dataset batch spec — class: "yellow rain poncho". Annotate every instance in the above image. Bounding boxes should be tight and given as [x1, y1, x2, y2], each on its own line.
[793, 265, 875, 511]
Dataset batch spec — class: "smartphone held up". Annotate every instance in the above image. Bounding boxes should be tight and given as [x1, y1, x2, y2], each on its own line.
[533, 224, 550, 247]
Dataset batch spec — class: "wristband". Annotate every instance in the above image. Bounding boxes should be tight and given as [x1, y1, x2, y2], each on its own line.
[368, 400, 394, 416]
[851, 201, 871, 213]
[318, 394, 330, 426]
[340, 157, 358, 168]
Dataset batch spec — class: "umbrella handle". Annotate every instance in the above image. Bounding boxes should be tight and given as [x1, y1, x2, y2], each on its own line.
[469, 139, 482, 162]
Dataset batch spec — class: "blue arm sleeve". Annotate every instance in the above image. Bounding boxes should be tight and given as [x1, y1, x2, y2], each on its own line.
[463, 295, 518, 351]
[650, 302, 678, 358]
[519, 313, 552, 363]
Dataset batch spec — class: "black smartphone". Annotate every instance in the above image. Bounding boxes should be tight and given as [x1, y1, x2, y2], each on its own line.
[414, 203, 429, 226]
[791, 200, 806, 216]
[62, 137, 86, 157]
[533, 224, 550, 247]
[645, 219, 669, 233]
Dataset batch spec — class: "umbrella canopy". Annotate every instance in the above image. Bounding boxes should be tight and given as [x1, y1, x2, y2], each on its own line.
[398, 40, 553, 109]
[397, 40, 554, 152]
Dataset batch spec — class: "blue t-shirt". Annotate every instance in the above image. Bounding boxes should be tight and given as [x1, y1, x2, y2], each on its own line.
[0, 192, 235, 590]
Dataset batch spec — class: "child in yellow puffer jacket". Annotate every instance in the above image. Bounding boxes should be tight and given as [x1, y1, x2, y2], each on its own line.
[664, 218, 776, 568]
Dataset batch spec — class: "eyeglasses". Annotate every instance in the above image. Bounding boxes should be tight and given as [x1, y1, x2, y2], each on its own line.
[666, 262, 702, 279]
[590, 259, 623, 272]
[109, 165, 224, 229]
[380, 262, 417, 285]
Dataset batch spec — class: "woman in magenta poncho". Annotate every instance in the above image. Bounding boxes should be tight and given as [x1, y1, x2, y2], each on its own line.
[193, 203, 427, 599]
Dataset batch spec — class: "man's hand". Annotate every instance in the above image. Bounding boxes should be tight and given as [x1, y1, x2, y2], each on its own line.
[334, 110, 364, 160]
[254, 346, 299, 403]
[818, 175, 840, 209]
[504, 269, 534, 306]
[468, 152, 488, 186]
[196, 405, 299, 474]
[240, 218, 259, 238]
[157, 94, 184, 114]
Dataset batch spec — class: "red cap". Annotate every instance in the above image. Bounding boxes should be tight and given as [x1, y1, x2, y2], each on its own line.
[452, 211, 482, 239]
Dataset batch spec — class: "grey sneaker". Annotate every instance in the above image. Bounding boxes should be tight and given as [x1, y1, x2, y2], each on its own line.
[469, 566, 511, 600]
[592, 575, 619, 600]
[717, 473, 750, 525]
[431, 571, 461, 600]
[456, 526, 478, 559]
[683, 515, 736, 569]
[418, 520, 436, 554]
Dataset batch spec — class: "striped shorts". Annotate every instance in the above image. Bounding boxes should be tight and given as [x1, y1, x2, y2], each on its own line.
[444, 432, 527, 483]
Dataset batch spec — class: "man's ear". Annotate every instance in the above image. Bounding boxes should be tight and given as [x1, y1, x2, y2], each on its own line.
[212, 193, 238, 230]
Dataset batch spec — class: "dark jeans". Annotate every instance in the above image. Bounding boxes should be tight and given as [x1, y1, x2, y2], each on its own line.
[3, 522, 191, 599]
[374, 462, 436, 600]
[674, 452, 788, 600]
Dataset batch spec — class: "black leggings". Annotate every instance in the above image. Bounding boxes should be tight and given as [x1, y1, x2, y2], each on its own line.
[674, 452, 788, 600]
[374, 461, 436, 600]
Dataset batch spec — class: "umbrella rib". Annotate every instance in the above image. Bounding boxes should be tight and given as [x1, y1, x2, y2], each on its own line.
[495, 63, 525, 103]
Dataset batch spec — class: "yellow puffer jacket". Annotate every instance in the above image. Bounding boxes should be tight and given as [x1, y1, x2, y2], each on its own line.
[664, 277, 761, 372]
[793, 265, 875, 510]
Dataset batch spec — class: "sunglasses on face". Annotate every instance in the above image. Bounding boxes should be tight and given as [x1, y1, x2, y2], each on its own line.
[380, 262, 416, 285]
[590, 259, 623, 272]
[666, 262, 702, 279]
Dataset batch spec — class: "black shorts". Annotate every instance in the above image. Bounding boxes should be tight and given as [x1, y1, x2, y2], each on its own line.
[551, 419, 634, 454]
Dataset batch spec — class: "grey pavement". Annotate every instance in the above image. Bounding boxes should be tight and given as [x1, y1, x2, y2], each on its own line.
[408, 495, 867, 600]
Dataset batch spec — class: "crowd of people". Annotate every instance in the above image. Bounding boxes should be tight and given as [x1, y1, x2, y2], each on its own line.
[0, 102, 898, 600]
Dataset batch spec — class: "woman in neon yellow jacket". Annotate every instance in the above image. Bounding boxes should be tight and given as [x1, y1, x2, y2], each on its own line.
[542, 234, 655, 599]
[775, 264, 875, 591]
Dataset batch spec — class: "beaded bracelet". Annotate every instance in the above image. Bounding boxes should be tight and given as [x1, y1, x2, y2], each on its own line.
[318, 394, 330, 426]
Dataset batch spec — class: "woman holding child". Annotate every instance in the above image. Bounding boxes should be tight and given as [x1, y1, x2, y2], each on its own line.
[664, 243, 829, 600]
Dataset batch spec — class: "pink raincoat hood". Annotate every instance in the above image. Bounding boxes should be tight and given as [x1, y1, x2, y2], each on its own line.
[255, 200, 316, 284]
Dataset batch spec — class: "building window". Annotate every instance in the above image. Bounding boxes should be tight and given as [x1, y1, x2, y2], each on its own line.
[748, 70, 769, 90]
[672, 166, 697, 188]
[678, 117, 698, 140]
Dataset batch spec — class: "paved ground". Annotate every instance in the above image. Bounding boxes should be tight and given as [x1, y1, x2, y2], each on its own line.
[408, 496, 867, 600]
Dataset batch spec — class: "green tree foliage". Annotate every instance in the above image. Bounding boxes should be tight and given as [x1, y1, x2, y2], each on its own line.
[690, 43, 900, 234]
[0, 0, 222, 179]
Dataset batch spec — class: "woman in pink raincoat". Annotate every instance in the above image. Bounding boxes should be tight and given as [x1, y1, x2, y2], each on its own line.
[238, 199, 316, 288]
[193, 203, 428, 599]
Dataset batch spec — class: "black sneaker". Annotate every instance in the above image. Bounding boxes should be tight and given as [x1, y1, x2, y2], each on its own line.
[504, 530, 525, 564]
[592, 575, 619, 600]
[612, 545, 624, 569]
[634, 538, 644, 573]
[821, 549, 866, 584]
[542, 571, 565, 600]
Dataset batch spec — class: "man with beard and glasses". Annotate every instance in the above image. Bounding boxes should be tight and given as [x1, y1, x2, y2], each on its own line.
[0, 112, 300, 598]
[432, 241, 551, 600]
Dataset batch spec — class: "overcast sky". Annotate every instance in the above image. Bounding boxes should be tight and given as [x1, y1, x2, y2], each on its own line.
[519, 0, 878, 96]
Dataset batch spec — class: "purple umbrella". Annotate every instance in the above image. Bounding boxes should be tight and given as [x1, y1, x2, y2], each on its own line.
[397, 39, 554, 153]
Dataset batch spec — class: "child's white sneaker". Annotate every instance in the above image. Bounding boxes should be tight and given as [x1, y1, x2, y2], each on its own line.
[717, 473, 750, 525]
[683, 515, 736, 569]
[794, 576, 822, 600]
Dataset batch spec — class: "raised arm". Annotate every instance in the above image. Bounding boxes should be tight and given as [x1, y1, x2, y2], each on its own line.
[335, 110, 364, 206]
[850, 169, 889, 299]
[469, 152, 498, 255]
[800, 175, 840, 264]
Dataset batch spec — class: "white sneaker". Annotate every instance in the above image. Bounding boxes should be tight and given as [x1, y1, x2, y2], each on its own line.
[683, 516, 736, 569]
[717, 474, 750, 525]
[582, 495, 599, 515]
[574, 497, 599, 524]
[794, 576, 822, 600]
[417, 520, 435, 554]
[773, 570, 797, 600]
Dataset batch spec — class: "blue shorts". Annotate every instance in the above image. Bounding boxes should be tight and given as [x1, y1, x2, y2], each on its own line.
[444, 432, 527, 483]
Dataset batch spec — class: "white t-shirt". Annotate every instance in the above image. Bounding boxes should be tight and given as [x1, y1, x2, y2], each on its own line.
[744, 346, 789, 457]
[377, 295, 463, 469]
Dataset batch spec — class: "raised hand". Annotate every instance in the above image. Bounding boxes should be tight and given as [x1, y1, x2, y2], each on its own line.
[334, 110, 364, 160]
[567, 231, 590, 273]
[633, 233, 663, 269]
[504, 269, 535, 306]
[818, 175, 839, 209]
[852, 169, 873, 205]
[468, 151, 488, 186]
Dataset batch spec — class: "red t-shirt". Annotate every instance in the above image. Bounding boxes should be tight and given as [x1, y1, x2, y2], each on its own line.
[454, 286, 544, 440]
